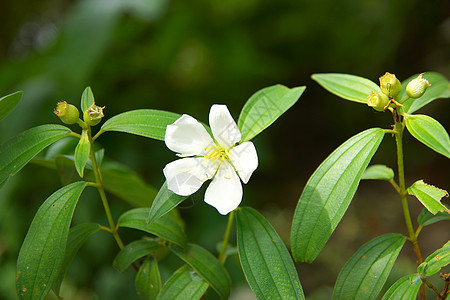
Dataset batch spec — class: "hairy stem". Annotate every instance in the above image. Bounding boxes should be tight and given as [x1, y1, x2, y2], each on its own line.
[218, 210, 236, 265]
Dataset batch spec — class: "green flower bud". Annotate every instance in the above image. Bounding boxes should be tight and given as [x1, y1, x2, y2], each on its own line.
[83, 104, 104, 126]
[54, 101, 80, 124]
[406, 73, 430, 99]
[367, 91, 390, 112]
[379, 72, 402, 98]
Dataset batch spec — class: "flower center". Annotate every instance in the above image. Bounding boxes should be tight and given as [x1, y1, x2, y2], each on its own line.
[204, 145, 230, 163]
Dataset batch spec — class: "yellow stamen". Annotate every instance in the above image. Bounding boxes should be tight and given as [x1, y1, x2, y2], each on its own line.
[204, 145, 230, 162]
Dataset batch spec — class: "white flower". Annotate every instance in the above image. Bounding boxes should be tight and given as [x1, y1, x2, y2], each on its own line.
[163, 104, 258, 215]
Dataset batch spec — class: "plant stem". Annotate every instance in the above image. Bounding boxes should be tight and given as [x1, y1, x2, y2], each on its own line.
[218, 210, 236, 265]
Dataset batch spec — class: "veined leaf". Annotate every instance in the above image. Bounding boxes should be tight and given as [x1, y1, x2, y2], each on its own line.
[81, 86, 95, 112]
[170, 243, 231, 300]
[148, 181, 187, 224]
[157, 265, 208, 300]
[333, 233, 406, 300]
[74, 130, 90, 177]
[16, 182, 88, 300]
[381, 273, 421, 300]
[417, 241, 450, 276]
[236, 207, 304, 300]
[408, 180, 449, 214]
[101, 109, 181, 141]
[311, 73, 380, 103]
[118, 208, 187, 248]
[136, 257, 161, 300]
[404, 114, 450, 159]
[0, 124, 71, 185]
[361, 164, 394, 181]
[417, 207, 450, 226]
[400, 72, 450, 114]
[291, 128, 385, 263]
[0, 91, 23, 121]
[237, 85, 305, 142]
[113, 239, 160, 272]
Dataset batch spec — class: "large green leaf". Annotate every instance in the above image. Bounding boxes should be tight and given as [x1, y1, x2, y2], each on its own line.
[237, 85, 305, 142]
[291, 128, 385, 263]
[113, 239, 160, 272]
[417, 207, 450, 226]
[16, 182, 88, 300]
[333, 233, 406, 300]
[101, 109, 181, 140]
[147, 181, 187, 224]
[381, 273, 421, 300]
[400, 72, 450, 114]
[236, 207, 304, 299]
[81, 86, 95, 113]
[407, 180, 449, 214]
[157, 265, 208, 300]
[0, 124, 71, 185]
[74, 130, 91, 177]
[118, 208, 187, 248]
[311, 73, 380, 103]
[0, 91, 23, 121]
[52, 223, 101, 295]
[417, 240, 450, 276]
[170, 243, 231, 300]
[136, 257, 161, 300]
[404, 114, 450, 159]
[361, 164, 394, 181]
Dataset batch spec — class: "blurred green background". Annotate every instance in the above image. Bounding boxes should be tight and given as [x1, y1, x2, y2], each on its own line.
[0, 0, 449, 299]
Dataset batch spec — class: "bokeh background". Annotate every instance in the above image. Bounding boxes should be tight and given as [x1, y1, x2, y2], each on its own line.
[0, 0, 449, 299]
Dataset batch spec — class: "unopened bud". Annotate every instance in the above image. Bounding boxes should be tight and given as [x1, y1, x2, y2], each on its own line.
[406, 73, 430, 99]
[83, 104, 104, 126]
[379, 72, 402, 99]
[54, 101, 79, 124]
[367, 91, 390, 112]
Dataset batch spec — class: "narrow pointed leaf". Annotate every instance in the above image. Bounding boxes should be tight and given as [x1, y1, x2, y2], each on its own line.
[236, 207, 304, 299]
[408, 180, 449, 214]
[405, 114, 450, 159]
[418, 241, 450, 276]
[136, 257, 161, 300]
[333, 233, 406, 300]
[238, 85, 305, 142]
[16, 182, 88, 300]
[0, 124, 71, 185]
[170, 243, 231, 300]
[157, 265, 208, 300]
[81, 86, 95, 113]
[361, 164, 394, 181]
[417, 207, 450, 226]
[147, 181, 187, 224]
[74, 130, 90, 177]
[0, 91, 23, 120]
[113, 240, 160, 272]
[291, 128, 385, 262]
[118, 208, 187, 248]
[381, 273, 421, 300]
[400, 72, 450, 114]
[312, 73, 380, 103]
[53, 223, 101, 295]
[101, 109, 181, 140]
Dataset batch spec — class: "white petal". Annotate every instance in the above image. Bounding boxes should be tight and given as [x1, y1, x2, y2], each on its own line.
[204, 162, 242, 215]
[209, 104, 241, 148]
[229, 142, 258, 184]
[163, 158, 217, 196]
[165, 114, 214, 156]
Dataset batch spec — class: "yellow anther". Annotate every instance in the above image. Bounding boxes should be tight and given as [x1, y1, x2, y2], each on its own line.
[204, 145, 230, 163]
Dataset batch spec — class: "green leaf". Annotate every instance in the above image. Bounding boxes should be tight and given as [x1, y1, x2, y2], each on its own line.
[311, 73, 380, 103]
[101, 109, 181, 141]
[81, 86, 95, 112]
[418, 241, 450, 276]
[407, 180, 449, 214]
[237, 85, 305, 142]
[148, 181, 187, 224]
[157, 265, 208, 300]
[113, 239, 160, 272]
[361, 164, 394, 181]
[291, 128, 385, 263]
[74, 130, 91, 177]
[381, 273, 421, 300]
[404, 114, 450, 159]
[0, 91, 23, 121]
[400, 72, 450, 114]
[333, 233, 406, 300]
[236, 207, 305, 300]
[0, 124, 71, 185]
[16, 182, 88, 300]
[170, 243, 231, 300]
[417, 207, 450, 226]
[136, 257, 161, 300]
[52, 223, 101, 295]
[118, 208, 187, 248]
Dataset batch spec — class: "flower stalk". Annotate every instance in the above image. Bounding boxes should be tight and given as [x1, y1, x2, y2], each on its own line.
[219, 210, 236, 264]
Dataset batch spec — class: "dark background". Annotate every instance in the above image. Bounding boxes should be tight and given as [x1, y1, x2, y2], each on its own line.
[0, 0, 449, 299]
